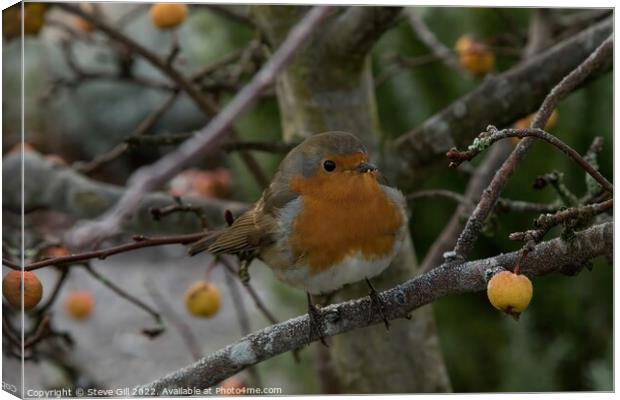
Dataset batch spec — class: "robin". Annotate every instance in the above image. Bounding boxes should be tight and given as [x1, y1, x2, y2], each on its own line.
[189, 131, 408, 340]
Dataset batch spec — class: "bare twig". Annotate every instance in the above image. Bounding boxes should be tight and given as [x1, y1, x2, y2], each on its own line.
[137, 222, 612, 392]
[509, 199, 613, 243]
[75, 90, 180, 175]
[36, 268, 70, 315]
[127, 136, 296, 154]
[219, 257, 278, 326]
[145, 279, 202, 361]
[1, 232, 208, 272]
[56, 3, 220, 115]
[24, 315, 51, 348]
[408, 189, 560, 214]
[150, 198, 210, 229]
[446, 126, 613, 194]
[405, 9, 469, 78]
[451, 35, 613, 260]
[83, 263, 162, 325]
[65, 6, 333, 247]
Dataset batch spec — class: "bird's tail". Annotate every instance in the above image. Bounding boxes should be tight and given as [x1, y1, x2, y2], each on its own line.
[187, 230, 223, 256]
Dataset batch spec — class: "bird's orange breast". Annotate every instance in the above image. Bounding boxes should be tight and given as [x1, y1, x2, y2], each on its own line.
[288, 172, 404, 274]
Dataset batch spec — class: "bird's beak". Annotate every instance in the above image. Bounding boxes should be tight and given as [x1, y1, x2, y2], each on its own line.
[356, 162, 377, 173]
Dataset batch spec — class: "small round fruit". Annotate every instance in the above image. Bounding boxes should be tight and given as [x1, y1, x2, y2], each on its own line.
[487, 270, 533, 318]
[8, 142, 36, 154]
[2, 271, 43, 310]
[42, 245, 70, 258]
[455, 35, 495, 77]
[185, 281, 221, 318]
[65, 291, 95, 320]
[75, 17, 94, 33]
[23, 5, 46, 36]
[149, 3, 188, 30]
[219, 376, 245, 395]
[3, 6, 21, 40]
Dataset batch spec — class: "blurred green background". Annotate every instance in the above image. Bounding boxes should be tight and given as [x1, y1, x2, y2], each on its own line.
[2, 4, 612, 392]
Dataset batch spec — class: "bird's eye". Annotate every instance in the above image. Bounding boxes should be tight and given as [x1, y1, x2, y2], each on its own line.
[323, 160, 336, 172]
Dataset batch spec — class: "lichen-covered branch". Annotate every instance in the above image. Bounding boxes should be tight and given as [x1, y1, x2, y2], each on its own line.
[446, 126, 613, 193]
[392, 17, 612, 178]
[2, 152, 247, 234]
[137, 221, 612, 393]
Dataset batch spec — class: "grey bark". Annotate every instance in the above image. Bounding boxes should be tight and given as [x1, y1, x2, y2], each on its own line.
[2, 152, 247, 235]
[252, 5, 450, 393]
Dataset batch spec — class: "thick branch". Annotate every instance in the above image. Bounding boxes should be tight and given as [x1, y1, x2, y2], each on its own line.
[138, 222, 612, 392]
[392, 17, 612, 177]
[2, 152, 247, 234]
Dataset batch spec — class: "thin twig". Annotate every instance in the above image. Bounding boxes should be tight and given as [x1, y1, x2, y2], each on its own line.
[509, 199, 613, 243]
[36, 268, 70, 315]
[405, 9, 469, 78]
[219, 257, 278, 325]
[150, 198, 210, 229]
[75, 90, 180, 174]
[65, 6, 333, 247]
[83, 263, 162, 325]
[24, 315, 51, 348]
[446, 126, 613, 194]
[127, 135, 296, 154]
[408, 189, 560, 214]
[145, 278, 202, 361]
[2, 232, 208, 272]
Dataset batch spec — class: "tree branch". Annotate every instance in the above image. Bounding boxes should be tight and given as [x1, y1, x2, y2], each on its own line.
[137, 221, 612, 393]
[446, 126, 613, 193]
[392, 17, 612, 177]
[64, 6, 333, 248]
[2, 152, 248, 235]
[2, 232, 207, 272]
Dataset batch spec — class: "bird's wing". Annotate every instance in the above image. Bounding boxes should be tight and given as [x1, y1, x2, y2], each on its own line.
[206, 208, 270, 255]
[195, 172, 300, 256]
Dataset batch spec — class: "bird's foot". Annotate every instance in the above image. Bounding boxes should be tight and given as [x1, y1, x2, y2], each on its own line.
[365, 278, 390, 331]
[307, 293, 328, 347]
